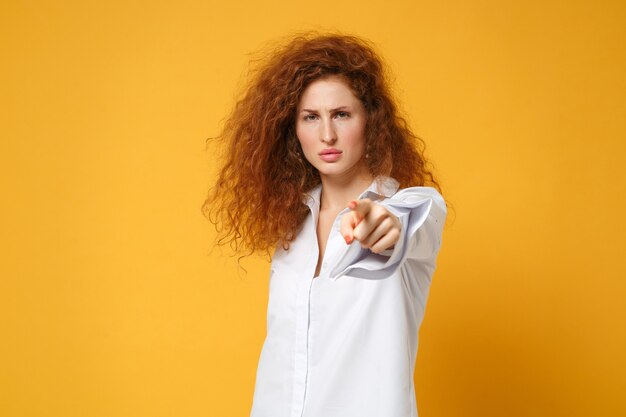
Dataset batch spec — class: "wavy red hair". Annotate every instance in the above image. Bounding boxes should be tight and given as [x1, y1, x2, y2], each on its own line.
[202, 31, 442, 262]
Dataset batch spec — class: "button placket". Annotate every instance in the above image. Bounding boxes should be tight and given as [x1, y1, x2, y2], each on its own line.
[317, 212, 347, 280]
[290, 211, 319, 417]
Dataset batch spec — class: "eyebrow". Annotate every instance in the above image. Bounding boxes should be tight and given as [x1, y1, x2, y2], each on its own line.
[300, 106, 351, 113]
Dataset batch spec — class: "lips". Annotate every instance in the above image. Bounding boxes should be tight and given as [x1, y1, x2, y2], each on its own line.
[319, 148, 342, 155]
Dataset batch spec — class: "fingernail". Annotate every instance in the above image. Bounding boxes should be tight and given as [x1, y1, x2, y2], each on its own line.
[348, 200, 357, 209]
[344, 235, 352, 244]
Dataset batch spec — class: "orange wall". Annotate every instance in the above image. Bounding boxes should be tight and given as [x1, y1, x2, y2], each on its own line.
[1, 1, 624, 416]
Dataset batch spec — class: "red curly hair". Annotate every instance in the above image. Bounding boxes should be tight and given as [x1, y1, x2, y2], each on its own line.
[202, 31, 442, 262]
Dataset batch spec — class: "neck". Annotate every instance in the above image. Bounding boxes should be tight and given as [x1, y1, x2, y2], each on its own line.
[319, 170, 375, 212]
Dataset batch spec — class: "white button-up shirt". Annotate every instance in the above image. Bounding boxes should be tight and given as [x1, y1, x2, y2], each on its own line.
[250, 175, 447, 417]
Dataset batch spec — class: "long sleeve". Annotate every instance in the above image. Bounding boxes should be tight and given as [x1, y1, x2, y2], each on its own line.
[328, 186, 446, 281]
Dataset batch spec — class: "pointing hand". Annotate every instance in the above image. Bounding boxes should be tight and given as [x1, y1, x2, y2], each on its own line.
[339, 198, 401, 254]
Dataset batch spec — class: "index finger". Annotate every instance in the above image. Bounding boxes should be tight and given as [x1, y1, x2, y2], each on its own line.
[347, 198, 373, 221]
[339, 199, 372, 243]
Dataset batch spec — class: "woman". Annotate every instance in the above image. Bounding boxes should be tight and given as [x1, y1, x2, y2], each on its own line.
[203, 32, 447, 417]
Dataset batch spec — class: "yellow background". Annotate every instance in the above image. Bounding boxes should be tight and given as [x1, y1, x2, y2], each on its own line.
[1, 1, 625, 416]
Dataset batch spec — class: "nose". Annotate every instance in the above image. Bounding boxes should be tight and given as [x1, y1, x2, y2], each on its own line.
[320, 118, 337, 143]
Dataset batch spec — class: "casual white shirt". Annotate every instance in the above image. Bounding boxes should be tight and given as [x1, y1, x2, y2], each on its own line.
[249, 175, 447, 417]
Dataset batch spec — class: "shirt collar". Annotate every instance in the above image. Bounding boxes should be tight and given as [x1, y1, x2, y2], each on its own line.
[303, 175, 400, 209]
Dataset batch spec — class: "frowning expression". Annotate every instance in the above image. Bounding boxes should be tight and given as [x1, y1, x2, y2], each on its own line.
[295, 75, 368, 179]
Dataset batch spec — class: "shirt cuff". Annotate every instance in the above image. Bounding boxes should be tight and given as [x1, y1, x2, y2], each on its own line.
[328, 187, 446, 281]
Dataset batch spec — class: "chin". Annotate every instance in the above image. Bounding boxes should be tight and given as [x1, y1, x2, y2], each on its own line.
[316, 166, 360, 179]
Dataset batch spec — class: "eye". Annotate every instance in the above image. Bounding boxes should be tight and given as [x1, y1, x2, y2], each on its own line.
[335, 111, 350, 118]
[303, 114, 318, 121]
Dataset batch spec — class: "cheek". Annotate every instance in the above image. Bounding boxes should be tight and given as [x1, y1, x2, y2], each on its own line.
[296, 126, 315, 151]
[346, 124, 367, 148]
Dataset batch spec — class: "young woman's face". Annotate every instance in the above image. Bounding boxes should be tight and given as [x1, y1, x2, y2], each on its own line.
[295, 75, 369, 180]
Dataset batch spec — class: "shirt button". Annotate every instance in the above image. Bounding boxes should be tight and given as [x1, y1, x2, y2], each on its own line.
[323, 262, 328, 269]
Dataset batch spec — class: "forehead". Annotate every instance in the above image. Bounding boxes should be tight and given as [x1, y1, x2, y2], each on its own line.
[297, 75, 359, 107]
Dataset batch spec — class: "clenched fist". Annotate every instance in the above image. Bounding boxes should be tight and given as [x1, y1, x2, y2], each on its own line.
[339, 198, 401, 254]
